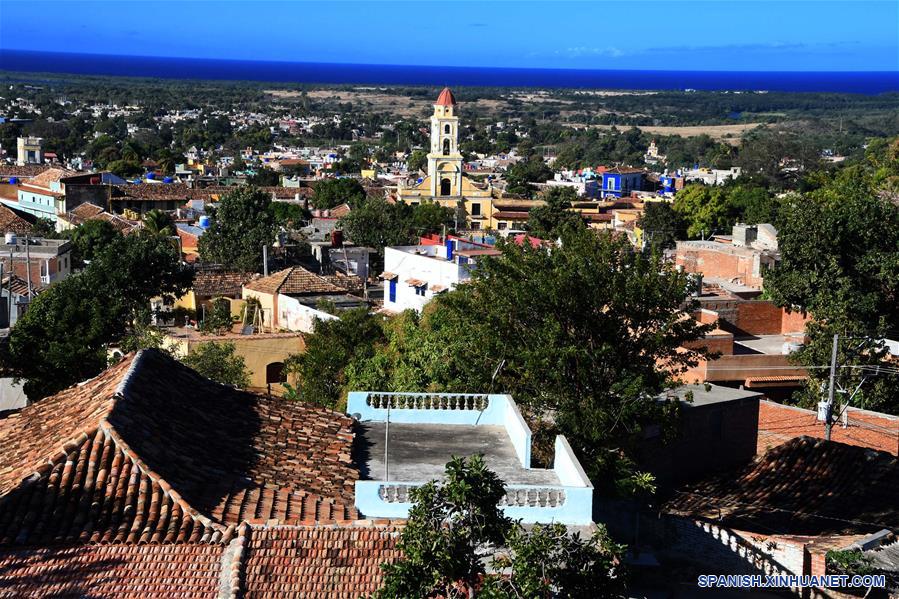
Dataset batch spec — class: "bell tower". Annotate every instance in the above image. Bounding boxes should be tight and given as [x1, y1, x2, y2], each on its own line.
[427, 87, 463, 197]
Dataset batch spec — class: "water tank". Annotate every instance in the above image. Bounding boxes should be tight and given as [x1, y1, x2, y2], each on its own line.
[782, 340, 804, 355]
[146, 172, 155, 180]
[4, 232, 16, 245]
[198, 215, 211, 229]
[163, 176, 174, 184]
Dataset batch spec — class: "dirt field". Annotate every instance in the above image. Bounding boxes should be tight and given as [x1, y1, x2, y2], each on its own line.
[576, 122, 762, 143]
[268, 89, 506, 117]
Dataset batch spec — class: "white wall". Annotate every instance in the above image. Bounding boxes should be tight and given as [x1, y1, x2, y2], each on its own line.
[277, 294, 338, 333]
[383, 246, 465, 312]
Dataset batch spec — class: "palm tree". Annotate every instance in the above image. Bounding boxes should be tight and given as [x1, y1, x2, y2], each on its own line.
[142, 209, 175, 237]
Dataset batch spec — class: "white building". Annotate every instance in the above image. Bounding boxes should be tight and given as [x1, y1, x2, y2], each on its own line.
[381, 238, 500, 312]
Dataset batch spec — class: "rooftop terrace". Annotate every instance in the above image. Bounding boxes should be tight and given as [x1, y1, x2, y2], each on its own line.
[347, 392, 593, 524]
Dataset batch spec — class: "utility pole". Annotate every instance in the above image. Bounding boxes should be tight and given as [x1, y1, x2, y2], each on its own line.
[262, 244, 269, 277]
[825, 333, 839, 441]
[24, 235, 32, 300]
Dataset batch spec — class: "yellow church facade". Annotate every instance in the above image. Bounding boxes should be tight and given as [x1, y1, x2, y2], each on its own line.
[397, 88, 509, 231]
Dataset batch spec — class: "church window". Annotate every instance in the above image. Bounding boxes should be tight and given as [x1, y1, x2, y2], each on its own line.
[442, 139, 450, 155]
[444, 124, 451, 134]
[440, 178, 452, 196]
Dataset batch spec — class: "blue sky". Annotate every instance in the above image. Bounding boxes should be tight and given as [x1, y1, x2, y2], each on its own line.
[1, 1, 897, 71]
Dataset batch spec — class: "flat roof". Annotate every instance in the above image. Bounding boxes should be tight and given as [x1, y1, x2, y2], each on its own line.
[733, 334, 797, 355]
[661, 383, 763, 408]
[355, 422, 560, 486]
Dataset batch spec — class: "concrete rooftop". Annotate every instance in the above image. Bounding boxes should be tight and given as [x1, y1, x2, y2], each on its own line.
[733, 334, 795, 355]
[355, 422, 560, 486]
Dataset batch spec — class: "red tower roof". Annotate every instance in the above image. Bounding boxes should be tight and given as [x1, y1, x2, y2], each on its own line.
[435, 87, 457, 106]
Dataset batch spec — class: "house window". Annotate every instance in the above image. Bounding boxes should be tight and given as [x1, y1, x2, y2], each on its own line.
[497, 222, 507, 230]
[470, 222, 480, 230]
[415, 285, 426, 296]
[470, 203, 481, 216]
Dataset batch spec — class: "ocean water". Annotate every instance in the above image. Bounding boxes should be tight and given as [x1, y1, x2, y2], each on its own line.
[1, 50, 897, 94]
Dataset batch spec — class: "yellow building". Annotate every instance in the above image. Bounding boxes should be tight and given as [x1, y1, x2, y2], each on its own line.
[163, 326, 305, 392]
[397, 88, 499, 231]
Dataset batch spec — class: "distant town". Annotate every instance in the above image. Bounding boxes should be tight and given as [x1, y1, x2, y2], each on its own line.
[0, 73, 897, 598]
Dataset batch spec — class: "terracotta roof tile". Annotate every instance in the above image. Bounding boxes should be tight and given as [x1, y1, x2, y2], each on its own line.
[665, 436, 899, 535]
[192, 265, 258, 297]
[0, 543, 224, 597]
[27, 168, 77, 188]
[0, 165, 51, 179]
[0, 349, 359, 535]
[244, 266, 345, 296]
[240, 524, 401, 598]
[0, 204, 36, 236]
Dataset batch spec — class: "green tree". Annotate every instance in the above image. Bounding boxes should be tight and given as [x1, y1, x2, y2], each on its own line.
[765, 171, 899, 414]
[201, 297, 234, 333]
[141, 209, 175, 237]
[66, 219, 121, 268]
[181, 341, 250, 388]
[339, 199, 415, 254]
[410, 201, 454, 236]
[247, 167, 280, 186]
[504, 156, 553, 198]
[311, 178, 367, 210]
[285, 307, 384, 409]
[199, 187, 276, 272]
[4, 235, 193, 399]
[637, 201, 686, 251]
[527, 186, 585, 239]
[407, 149, 427, 174]
[376, 455, 626, 599]
[30, 217, 58, 239]
[350, 228, 711, 490]
[269, 201, 310, 228]
[106, 159, 143, 178]
[672, 184, 729, 238]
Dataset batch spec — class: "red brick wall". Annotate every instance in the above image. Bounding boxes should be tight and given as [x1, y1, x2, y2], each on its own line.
[676, 248, 762, 288]
[735, 301, 786, 335]
[0, 257, 61, 284]
[781, 308, 811, 334]
[758, 400, 899, 456]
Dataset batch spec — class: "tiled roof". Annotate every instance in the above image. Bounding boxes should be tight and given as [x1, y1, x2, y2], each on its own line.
[240, 523, 401, 598]
[435, 87, 457, 106]
[28, 168, 77, 188]
[0, 204, 36, 235]
[665, 436, 899, 535]
[321, 273, 364, 293]
[244, 266, 345, 296]
[0, 164, 51, 178]
[0, 274, 41, 297]
[18, 183, 63, 197]
[192, 265, 258, 297]
[0, 350, 399, 597]
[0, 350, 359, 536]
[112, 183, 215, 201]
[330, 203, 352, 218]
[0, 543, 225, 597]
[64, 203, 140, 234]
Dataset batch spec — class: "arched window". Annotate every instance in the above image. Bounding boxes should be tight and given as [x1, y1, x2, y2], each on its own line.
[440, 178, 452, 196]
[266, 361, 286, 384]
[442, 139, 450, 155]
[444, 124, 451, 134]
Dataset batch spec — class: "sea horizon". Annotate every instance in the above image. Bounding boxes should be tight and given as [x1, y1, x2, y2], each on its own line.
[1, 49, 898, 94]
